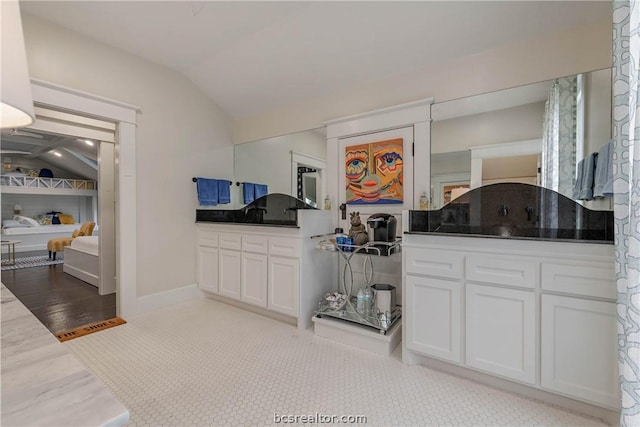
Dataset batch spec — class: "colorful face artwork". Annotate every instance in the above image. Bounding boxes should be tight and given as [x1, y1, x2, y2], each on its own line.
[345, 138, 403, 204]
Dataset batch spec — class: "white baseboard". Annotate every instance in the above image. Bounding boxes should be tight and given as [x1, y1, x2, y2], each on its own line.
[132, 283, 201, 316]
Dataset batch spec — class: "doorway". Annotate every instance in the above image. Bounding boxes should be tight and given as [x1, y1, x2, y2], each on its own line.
[0, 112, 117, 333]
[16, 79, 138, 319]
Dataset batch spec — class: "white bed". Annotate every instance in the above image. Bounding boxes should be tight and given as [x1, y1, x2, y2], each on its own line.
[63, 236, 99, 287]
[1, 224, 80, 252]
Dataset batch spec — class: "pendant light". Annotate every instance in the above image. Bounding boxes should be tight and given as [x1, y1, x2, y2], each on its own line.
[1, 1, 35, 129]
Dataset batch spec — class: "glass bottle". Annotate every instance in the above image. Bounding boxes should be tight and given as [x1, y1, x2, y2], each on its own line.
[419, 192, 429, 210]
[362, 285, 374, 317]
[324, 195, 331, 210]
[356, 287, 366, 314]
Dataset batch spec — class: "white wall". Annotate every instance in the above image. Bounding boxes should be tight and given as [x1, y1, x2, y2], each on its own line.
[22, 14, 235, 298]
[234, 18, 612, 144]
[233, 130, 326, 207]
[431, 102, 545, 155]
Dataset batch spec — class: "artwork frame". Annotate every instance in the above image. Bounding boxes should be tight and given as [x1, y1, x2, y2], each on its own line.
[344, 137, 404, 205]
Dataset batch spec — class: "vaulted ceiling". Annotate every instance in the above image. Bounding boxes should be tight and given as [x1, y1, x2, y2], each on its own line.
[6, 1, 611, 180]
[20, 1, 612, 120]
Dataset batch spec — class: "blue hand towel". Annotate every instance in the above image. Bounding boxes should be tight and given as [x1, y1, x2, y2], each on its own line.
[243, 182, 255, 204]
[576, 153, 596, 201]
[254, 184, 268, 199]
[572, 159, 584, 200]
[196, 177, 218, 206]
[593, 140, 613, 198]
[218, 180, 231, 204]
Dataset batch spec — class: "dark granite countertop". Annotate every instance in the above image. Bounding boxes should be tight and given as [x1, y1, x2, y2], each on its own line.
[196, 193, 315, 227]
[409, 183, 614, 243]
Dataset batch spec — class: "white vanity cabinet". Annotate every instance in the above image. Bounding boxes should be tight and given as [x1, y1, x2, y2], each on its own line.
[196, 210, 334, 330]
[466, 283, 536, 384]
[403, 233, 618, 414]
[218, 233, 242, 299]
[405, 248, 463, 363]
[267, 237, 301, 317]
[241, 235, 268, 307]
[540, 259, 619, 408]
[196, 230, 219, 294]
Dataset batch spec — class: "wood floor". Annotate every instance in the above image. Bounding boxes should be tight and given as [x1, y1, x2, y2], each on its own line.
[1, 251, 116, 335]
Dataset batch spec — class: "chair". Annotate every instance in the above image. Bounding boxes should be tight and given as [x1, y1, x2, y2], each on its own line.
[47, 221, 95, 260]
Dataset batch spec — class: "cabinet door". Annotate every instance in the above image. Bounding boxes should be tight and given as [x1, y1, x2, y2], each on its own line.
[541, 294, 619, 408]
[241, 252, 268, 307]
[405, 274, 462, 363]
[218, 249, 241, 299]
[268, 256, 299, 318]
[197, 245, 219, 294]
[466, 283, 536, 384]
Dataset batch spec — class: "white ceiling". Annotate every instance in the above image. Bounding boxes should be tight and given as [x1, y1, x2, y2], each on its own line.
[20, 1, 611, 120]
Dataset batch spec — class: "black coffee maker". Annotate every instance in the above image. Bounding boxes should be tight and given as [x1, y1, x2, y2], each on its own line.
[367, 213, 397, 255]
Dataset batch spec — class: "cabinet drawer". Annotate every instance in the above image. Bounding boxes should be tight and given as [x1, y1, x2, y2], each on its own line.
[269, 238, 300, 258]
[242, 235, 268, 254]
[218, 233, 241, 250]
[405, 248, 463, 279]
[197, 230, 218, 248]
[541, 262, 615, 300]
[466, 254, 536, 289]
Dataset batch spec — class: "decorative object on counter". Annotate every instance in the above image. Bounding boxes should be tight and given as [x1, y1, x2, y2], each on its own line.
[408, 182, 614, 242]
[419, 192, 429, 210]
[356, 284, 373, 315]
[348, 211, 368, 246]
[370, 284, 396, 318]
[194, 177, 232, 206]
[322, 292, 347, 310]
[367, 213, 397, 255]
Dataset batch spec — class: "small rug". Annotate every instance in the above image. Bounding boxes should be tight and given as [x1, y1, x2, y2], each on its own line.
[56, 317, 127, 342]
[1, 255, 64, 271]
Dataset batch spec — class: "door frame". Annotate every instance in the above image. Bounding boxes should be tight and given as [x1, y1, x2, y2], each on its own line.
[325, 98, 433, 227]
[31, 78, 139, 317]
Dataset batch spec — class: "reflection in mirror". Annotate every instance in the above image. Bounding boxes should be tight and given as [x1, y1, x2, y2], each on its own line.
[430, 68, 612, 211]
[234, 128, 327, 208]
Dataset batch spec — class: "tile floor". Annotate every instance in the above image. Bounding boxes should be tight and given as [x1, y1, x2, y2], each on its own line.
[65, 298, 608, 427]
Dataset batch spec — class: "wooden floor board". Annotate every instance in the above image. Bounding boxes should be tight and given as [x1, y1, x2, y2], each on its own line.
[1, 251, 116, 335]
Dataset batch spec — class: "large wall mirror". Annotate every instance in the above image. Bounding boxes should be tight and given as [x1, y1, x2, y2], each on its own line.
[233, 127, 327, 208]
[430, 68, 612, 211]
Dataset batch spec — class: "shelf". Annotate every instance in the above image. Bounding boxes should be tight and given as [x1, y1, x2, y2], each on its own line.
[316, 296, 401, 335]
[315, 237, 402, 257]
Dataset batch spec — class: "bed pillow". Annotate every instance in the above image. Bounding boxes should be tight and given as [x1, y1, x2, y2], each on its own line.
[14, 215, 40, 227]
[58, 214, 75, 224]
[2, 220, 28, 229]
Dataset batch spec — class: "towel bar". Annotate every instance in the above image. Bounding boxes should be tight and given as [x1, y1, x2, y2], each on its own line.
[192, 177, 231, 184]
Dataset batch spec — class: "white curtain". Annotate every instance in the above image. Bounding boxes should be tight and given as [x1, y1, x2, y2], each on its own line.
[612, 1, 640, 426]
[541, 76, 577, 199]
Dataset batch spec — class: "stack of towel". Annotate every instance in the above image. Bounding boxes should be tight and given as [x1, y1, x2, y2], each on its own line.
[573, 140, 613, 201]
[196, 178, 231, 206]
[242, 182, 268, 204]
